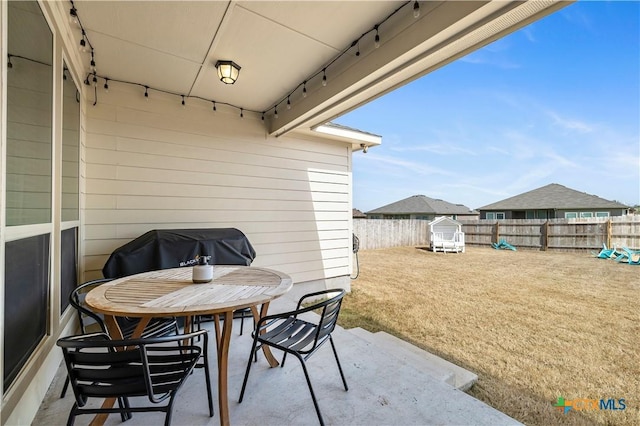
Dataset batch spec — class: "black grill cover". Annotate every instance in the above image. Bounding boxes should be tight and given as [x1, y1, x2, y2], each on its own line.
[102, 228, 256, 278]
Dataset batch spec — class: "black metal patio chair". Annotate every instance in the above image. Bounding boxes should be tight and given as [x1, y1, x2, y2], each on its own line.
[57, 330, 213, 426]
[238, 289, 348, 426]
[60, 278, 179, 398]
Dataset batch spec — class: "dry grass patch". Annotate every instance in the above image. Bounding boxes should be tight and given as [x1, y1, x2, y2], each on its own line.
[340, 246, 639, 426]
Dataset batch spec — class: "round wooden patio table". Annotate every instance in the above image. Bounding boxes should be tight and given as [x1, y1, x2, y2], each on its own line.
[85, 265, 293, 426]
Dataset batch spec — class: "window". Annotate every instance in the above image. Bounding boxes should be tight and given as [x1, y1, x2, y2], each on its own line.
[486, 212, 505, 220]
[565, 212, 578, 219]
[4, 0, 54, 392]
[4, 234, 51, 391]
[580, 212, 593, 218]
[595, 212, 609, 218]
[6, 1, 53, 226]
[62, 61, 80, 222]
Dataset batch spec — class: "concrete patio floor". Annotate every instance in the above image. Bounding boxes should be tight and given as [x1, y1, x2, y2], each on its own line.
[33, 294, 521, 426]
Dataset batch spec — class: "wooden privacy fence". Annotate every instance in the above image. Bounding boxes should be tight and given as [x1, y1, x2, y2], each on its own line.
[353, 216, 640, 251]
[353, 219, 430, 250]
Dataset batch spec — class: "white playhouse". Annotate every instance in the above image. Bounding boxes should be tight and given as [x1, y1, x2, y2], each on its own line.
[429, 216, 465, 253]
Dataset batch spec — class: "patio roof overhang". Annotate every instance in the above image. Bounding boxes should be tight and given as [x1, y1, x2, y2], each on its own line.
[57, 1, 572, 137]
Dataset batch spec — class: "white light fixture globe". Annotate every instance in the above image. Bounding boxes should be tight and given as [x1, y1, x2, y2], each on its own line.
[215, 60, 241, 84]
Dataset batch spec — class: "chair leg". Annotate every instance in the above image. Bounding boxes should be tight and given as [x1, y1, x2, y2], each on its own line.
[164, 396, 176, 426]
[66, 403, 78, 426]
[202, 347, 214, 416]
[238, 335, 260, 402]
[295, 353, 325, 426]
[60, 376, 69, 398]
[329, 335, 348, 391]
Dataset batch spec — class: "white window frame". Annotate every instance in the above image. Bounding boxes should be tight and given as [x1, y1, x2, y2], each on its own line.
[595, 212, 610, 218]
[580, 212, 594, 218]
[486, 212, 505, 220]
[564, 212, 578, 219]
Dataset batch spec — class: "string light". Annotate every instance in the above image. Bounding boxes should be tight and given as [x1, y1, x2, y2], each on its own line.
[80, 30, 88, 52]
[69, 6, 79, 26]
[69, 0, 415, 120]
[92, 72, 97, 86]
[103, 78, 109, 92]
[7, 54, 13, 69]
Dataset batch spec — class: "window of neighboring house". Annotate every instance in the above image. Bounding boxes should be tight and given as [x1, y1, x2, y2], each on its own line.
[565, 212, 578, 219]
[414, 215, 431, 220]
[580, 212, 594, 218]
[526, 211, 535, 219]
[486, 212, 505, 220]
[595, 212, 609, 218]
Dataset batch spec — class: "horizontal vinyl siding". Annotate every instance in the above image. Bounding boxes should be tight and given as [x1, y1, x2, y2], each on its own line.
[83, 87, 351, 284]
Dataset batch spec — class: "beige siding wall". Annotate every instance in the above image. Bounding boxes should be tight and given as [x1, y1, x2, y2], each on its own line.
[82, 86, 352, 285]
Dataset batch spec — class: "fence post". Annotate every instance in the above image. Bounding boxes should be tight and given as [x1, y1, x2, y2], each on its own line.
[542, 220, 549, 251]
[607, 219, 612, 248]
[494, 221, 500, 243]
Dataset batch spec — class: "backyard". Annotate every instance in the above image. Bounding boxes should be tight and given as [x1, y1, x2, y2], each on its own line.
[339, 246, 638, 426]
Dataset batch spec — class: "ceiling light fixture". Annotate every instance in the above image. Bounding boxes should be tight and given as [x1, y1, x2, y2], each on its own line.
[215, 60, 241, 84]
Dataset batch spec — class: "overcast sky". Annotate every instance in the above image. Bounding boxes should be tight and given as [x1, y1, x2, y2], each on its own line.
[336, 1, 640, 212]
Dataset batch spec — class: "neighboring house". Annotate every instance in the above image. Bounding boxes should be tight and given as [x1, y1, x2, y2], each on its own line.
[478, 183, 630, 219]
[0, 1, 572, 423]
[352, 208, 367, 219]
[367, 195, 479, 221]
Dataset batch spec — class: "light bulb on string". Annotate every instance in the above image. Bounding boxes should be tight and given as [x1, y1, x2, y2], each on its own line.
[92, 72, 97, 86]
[286, 96, 291, 110]
[144, 86, 149, 101]
[240, 108, 244, 118]
[356, 41, 361, 56]
[80, 30, 88, 53]
[374, 26, 380, 49]
[103, 78, 109, 93]
[322, 69, 327, 87]
[7, 55, 13, 69]
[302, 81, 307, 98]
[261, 112, 265, 121]
[212, 101, 216, 112]
[274, 107, 279, 119]
[69, 7, 79, 26]
[413, 1, 420, 18]
[90, 52, 96, 72]
[181, 95, 186, 108]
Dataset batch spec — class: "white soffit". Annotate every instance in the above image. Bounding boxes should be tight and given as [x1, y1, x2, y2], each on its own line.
[307, 124, 382, 148]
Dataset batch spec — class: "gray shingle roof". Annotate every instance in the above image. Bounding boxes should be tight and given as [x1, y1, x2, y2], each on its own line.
[478, 183, 629, 210]
[366, 195, 477, 215]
